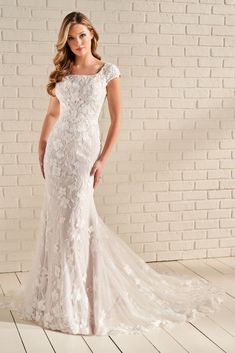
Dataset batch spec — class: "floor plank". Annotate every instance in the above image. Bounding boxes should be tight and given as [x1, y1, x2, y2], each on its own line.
[221, 294, 235, 313]
[16, 272, 29, 285]
[110, 333, 160, 353]
[208, 305, 235, 338]
[0, 273, 21, 294]
[83, 336, 122, 353]
[190, 315, 235, 353]
[0, 309, 26, 353]
[217, 257, 235, 270]
[45, 330, 92, 353]
[202, 259, 235, 275]
[144, 327, 188, 353]
[12, 311, 55, 353]
[165, 321, 224, 353]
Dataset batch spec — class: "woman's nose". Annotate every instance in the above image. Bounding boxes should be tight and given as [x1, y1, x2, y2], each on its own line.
[75, 37, 82, 45]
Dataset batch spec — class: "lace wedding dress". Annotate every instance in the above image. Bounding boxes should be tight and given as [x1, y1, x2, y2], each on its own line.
[0, 62, 225, 336]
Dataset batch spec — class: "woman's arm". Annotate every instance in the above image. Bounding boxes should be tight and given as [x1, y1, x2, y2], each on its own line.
[90, 77, 122, 189]
[38, 93, 60, 178]
[98, 78, 122, 163]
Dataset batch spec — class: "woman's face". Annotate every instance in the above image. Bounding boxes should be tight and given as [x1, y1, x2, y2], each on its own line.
[67, 23, 94, 57]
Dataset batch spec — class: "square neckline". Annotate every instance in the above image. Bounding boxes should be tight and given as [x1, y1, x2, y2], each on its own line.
[67, 62, 107, 77]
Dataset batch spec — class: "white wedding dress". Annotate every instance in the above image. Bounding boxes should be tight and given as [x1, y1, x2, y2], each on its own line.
[0, 62, 225, 336]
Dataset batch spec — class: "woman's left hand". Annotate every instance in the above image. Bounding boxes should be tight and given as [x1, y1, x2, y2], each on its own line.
[90, 159, 104, 189]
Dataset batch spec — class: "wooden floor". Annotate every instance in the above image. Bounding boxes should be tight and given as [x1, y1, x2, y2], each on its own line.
[1, 257, 235, 353]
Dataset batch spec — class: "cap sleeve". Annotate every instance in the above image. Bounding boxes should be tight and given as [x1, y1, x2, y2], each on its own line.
[105, 63, 121, 85]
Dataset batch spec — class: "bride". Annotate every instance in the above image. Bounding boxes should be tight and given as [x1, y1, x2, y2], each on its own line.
[0, 11, 225, 336]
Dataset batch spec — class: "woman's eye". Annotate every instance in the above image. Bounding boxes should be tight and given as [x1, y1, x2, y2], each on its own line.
[68, 34, 86, 41]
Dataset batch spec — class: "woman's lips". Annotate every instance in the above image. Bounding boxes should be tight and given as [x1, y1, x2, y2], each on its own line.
[76, 47, 84, 51]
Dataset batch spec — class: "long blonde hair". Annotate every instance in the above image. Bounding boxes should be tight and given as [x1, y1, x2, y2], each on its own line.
[47, 11, 101, 97]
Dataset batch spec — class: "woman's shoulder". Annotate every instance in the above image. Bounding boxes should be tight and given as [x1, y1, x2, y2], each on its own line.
[103, 62, 121, 83]
[104, 61, 120, 71]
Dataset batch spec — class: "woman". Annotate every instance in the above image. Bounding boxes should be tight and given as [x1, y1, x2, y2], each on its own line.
[0, 11, 225, 336]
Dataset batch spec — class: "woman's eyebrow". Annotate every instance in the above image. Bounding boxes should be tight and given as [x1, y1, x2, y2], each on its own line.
[68, 31, 85, 37]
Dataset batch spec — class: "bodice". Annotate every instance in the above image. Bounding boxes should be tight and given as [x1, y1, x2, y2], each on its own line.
[54, 62, 121, 132]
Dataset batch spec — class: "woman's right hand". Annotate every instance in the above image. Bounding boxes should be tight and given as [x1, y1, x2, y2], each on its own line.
[38, 142, 47, 179]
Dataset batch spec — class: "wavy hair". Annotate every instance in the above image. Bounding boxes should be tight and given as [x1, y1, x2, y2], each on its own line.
[47, 11, 101, 97]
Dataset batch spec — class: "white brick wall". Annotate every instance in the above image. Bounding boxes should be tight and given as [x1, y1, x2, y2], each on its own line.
[1, 0, 235, 272]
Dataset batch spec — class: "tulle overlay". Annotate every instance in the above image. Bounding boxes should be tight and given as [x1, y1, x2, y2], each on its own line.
[0, 62, 226, 335]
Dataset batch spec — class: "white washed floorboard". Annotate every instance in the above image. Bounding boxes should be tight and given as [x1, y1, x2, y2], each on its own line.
[83, 336, 122, 353]
[16, 272, 29, 286]
[202, 259, 235, 275]
[217, 257, 235, 270]
[109, 333, 160, 353]
[13, 311, 55, 353]
[0, 309, 26, 353]
[165, 322, 224, 353]
[208, 306, 235, 338]
[0, 273, 21, 294]
[143, 327, 188, 353]
[190, 315, 235, 353]
[45, 330, 93, 353]
[221, 294, 235, 313]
